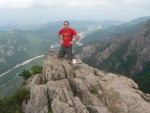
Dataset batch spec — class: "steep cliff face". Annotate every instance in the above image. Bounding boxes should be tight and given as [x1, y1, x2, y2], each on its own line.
[124, 19, 150, 75]
[75, 19, 150, 76]
[22, 49, 150, 113]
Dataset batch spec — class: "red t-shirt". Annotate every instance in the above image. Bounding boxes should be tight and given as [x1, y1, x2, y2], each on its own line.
[58, 28, 77, 46]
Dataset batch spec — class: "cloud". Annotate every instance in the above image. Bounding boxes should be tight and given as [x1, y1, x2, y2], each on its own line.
[0, 0, 108, 8]
[0, 0, 149, 9]
[0, 0, 149, 24]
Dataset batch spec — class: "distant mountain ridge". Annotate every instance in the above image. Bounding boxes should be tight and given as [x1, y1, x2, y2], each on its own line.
[81, 16, 150, 44]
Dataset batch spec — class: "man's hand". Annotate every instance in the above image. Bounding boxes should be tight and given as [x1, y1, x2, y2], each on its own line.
[58, 35, 63, 44]
[70, 34, 80, 45]
[70, 40, 76, 45]
[75, 34, 80, 42]
[70, 41, 73, 45]
[60, 40, 63, 44]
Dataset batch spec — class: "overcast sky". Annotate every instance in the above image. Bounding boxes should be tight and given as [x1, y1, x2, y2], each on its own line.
[0, 0, 150, 24]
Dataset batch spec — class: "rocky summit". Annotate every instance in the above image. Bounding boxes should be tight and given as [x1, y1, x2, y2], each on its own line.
[22, 49, 150, 113]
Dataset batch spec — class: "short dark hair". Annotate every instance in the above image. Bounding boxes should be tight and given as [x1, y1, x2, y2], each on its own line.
[64, 21, 69, 25]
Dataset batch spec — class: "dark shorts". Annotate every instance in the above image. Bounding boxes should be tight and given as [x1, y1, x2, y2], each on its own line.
[58, 46, 73, 60]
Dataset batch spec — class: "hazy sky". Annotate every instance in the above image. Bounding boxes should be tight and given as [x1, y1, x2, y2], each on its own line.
[0, 0, 150, 24]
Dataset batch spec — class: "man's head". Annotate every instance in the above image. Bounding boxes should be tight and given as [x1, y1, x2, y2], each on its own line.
[64, 21, 69, 29]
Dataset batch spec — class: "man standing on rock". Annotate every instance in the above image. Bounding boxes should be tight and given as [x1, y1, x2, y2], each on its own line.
[57, 21, 80, 64]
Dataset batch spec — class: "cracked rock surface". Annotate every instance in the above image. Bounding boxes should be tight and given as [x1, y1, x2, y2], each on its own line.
[23, 49, 150, 113]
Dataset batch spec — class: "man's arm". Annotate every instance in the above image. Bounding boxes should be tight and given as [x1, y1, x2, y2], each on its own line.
[72, 34, 80, 44]
[57, 30, 63, 44]
[57, 34, 62, 44]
